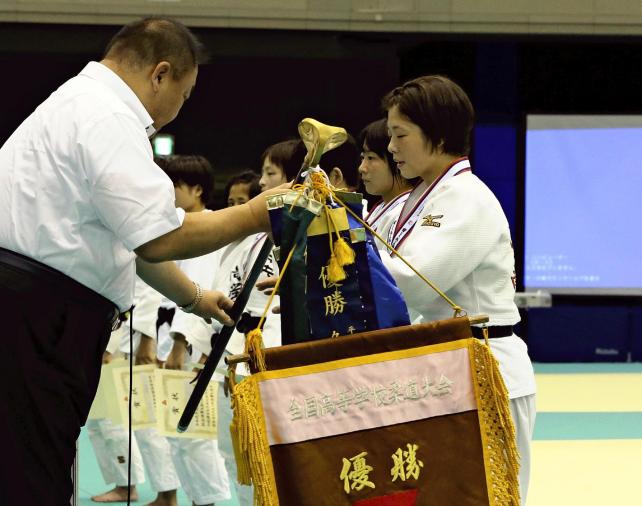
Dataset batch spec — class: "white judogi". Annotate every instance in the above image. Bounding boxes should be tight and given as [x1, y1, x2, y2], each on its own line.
[216, 233, 281, 355]
[379, 158, 536, 504]
[118, 276, 163, 354]
[87, 326, 146, 488]
[365, 190, 411, 249]
[160, 239, 232, 504]
[167, 436, 230, 505]
[121, 277, 180, 494]
[156, 300, 176, 362]
[88, 277, 166, 491]
[135, 427, 181, 494]
[187, 233, 281, 506]
[87, 416, 146, 488]
[186, 234, 282, 361]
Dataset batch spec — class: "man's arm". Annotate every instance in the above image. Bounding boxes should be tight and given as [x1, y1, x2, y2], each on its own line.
[135, 258, 234, 325]
[135, 187, 283, 262]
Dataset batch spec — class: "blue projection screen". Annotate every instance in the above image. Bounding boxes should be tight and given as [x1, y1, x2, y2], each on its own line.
[524, 115, 642, 295]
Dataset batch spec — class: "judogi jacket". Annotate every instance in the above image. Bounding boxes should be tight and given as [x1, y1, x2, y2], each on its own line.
[379, 164, 535, 399]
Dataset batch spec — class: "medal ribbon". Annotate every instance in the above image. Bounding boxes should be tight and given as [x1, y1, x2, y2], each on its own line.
[387, 158, 471, 251]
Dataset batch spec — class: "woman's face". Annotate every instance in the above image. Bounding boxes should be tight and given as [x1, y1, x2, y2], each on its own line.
[387, 105, 438, 182]
[358, 145, 394, 199]
[173, 182, 201, 213]
[227, 182, 251, 207]
[259, 156, 287, 191]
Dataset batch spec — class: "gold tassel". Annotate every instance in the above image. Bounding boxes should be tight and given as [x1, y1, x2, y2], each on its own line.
[472, 339, 521, 506]
[232, 377, 279, 505]
[327, 253, 346, 283]
[245, 328, 267, 372]
[230, 400, 252, 484]
[333, 236, 355, 267]
[228, 370, 252, 485]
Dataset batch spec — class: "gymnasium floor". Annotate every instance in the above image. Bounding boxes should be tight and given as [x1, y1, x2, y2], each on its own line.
[78, 362, 642, 505]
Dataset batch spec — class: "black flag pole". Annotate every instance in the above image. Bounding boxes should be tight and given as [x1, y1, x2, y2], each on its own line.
[177, 118, 348, 432]
[177, 237, 273, 432]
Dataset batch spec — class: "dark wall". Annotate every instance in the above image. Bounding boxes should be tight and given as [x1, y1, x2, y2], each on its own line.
[2, 23, 641, 360]
[0, 23, 400, 206]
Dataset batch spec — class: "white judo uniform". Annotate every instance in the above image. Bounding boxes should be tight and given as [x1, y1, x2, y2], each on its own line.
[378, 159, 536, 504]
[127, 277, 182, 495]
[188, 233, 281, 506]
[86, 326, 146, 489]
[365, 190, 411, 245]
[87, 276, 164, 490]
[161, 243, 232, 505]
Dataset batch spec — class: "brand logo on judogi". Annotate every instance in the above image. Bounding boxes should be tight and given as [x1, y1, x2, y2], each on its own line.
[421, 214, 443, 227]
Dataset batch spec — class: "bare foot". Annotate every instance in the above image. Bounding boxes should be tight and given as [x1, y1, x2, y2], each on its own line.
[91, 485, 138, 502]
[146, 490, 177, 506]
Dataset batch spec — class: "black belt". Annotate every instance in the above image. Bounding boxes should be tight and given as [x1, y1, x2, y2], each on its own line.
[157, 306, 176, 330]
[471, 325, 513, 339]
[0, 246, 121, 329]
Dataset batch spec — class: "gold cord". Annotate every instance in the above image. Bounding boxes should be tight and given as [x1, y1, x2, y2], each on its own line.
[331, 192, 464, 316]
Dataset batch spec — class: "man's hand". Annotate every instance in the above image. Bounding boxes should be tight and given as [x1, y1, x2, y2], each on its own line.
[102, 351, 112, 365]
[192, 289, 234, 326]
[165, 334, 188, 370]
[135, 334, 157, 365]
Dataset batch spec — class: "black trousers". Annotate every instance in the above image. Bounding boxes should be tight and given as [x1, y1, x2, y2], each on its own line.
[0, 250, 116, 505]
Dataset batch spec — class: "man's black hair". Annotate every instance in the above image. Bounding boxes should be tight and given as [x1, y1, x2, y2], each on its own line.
[104, 16, 207, 80]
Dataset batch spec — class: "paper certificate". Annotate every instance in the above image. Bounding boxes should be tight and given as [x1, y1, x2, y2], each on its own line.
[88, 358, 127, 421]
[112, 364, 158, 429]
[154, 369, 218, 439]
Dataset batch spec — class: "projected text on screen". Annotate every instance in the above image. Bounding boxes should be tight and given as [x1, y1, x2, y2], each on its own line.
[524, 115, 642, 295]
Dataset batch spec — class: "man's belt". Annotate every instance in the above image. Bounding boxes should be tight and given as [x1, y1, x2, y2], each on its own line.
[0, 246, 120, 328]
[471, 325, 514, 339]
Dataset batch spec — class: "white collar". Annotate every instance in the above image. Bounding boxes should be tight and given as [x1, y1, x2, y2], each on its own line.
[79, 61, 156, 138]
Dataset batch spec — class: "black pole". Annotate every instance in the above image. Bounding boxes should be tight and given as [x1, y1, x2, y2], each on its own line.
[177, 237, 273, 432]
[178, 156, 312, 432]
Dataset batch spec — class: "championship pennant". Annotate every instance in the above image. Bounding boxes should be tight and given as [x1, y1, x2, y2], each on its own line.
[231, 317, 520, 505]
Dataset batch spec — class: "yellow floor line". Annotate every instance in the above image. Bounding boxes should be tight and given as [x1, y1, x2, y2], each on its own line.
[535, 373, 642, 412]
[529, 439, 642, 506]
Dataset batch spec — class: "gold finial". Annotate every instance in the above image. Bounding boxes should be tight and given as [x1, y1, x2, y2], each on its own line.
[298, 118, 348, 168]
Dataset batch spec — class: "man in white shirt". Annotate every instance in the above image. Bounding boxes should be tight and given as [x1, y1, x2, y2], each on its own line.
[0, 17, 280, 505]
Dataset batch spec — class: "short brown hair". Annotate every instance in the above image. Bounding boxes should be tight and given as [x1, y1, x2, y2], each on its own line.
[224, 170, 261, 203]
[358, 119, 419, 188]
[104, 16, 207, 80]
[382, 75, 474, 156]
[260, 139, 307, 181]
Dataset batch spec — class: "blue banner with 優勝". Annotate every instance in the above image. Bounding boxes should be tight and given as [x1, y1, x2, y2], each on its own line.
[305, 196, 409, 340]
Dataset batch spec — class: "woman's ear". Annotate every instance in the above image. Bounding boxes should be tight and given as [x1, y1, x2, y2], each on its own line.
[328, 167, 344, 187]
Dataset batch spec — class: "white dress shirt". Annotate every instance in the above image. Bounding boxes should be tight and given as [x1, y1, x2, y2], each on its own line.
[0, 62, 184, 310]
